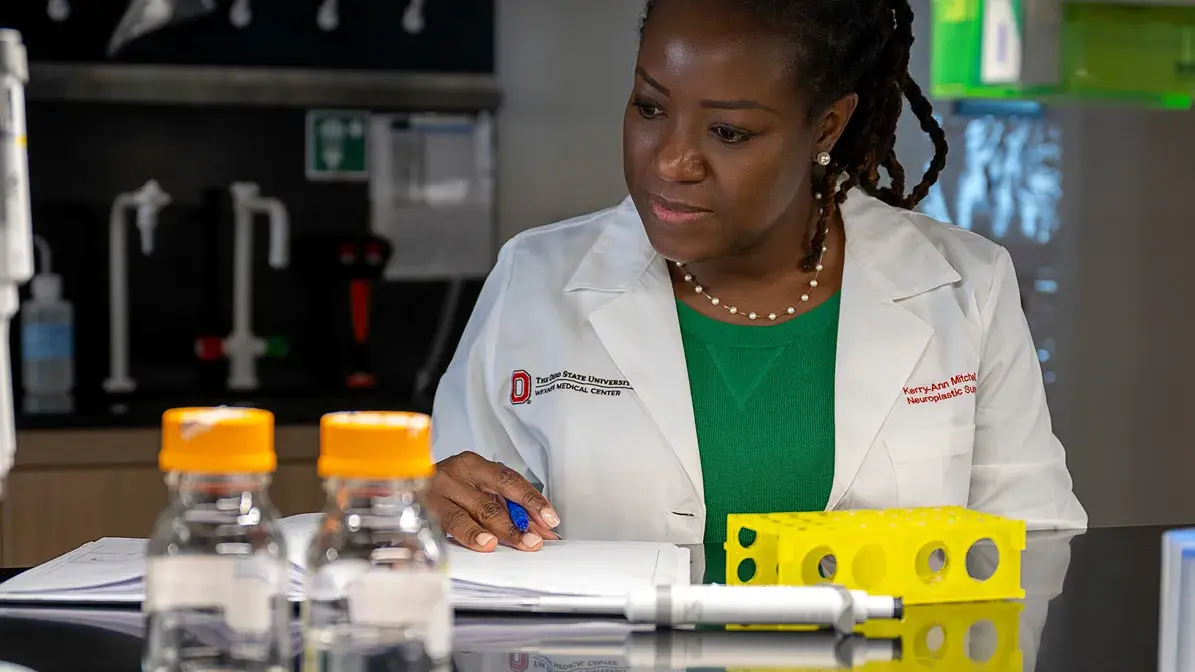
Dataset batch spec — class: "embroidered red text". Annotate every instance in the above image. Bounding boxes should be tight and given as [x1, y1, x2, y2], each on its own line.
[904, 372, 977, 405]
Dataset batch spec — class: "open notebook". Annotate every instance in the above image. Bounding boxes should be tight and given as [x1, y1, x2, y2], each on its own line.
[0, 514, 691, 611]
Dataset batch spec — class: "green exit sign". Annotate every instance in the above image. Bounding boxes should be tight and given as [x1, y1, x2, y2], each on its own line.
[306, 109, 370, 182]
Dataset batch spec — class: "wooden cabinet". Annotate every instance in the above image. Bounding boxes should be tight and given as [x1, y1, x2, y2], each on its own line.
[0, 426, 325, 567]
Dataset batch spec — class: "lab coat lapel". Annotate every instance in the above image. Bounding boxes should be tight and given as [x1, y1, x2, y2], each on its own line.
[571, 201, 704, 504]
[587, 259, 704, 503]
[830, 254, 932, 508]
[828, 191, 960, 509]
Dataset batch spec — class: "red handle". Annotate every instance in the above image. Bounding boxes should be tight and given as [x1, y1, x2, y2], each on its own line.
[350, 279, 371, 344]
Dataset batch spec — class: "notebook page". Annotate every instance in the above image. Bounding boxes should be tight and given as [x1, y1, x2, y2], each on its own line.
[0, 538, 147, 593]
[446, 540, 690, 597]
[279, 514, 690, 596]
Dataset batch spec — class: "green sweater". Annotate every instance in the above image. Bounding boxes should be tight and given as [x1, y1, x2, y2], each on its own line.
[676, 293, 841, 548]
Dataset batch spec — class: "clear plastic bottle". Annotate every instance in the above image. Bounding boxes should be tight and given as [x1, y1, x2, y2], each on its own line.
[20, 271, 73, 414]
[143, 407, 292, 672]
[303, 411, 451, 671]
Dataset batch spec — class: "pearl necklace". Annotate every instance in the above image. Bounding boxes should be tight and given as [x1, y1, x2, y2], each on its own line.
[675, 199, 829, 322]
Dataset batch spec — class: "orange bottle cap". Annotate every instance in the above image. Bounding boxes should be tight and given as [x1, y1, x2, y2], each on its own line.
[318, 411, 433, 480]
[160, 407, 276, 474]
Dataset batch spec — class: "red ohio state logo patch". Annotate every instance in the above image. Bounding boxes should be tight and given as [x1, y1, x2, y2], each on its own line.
[510, 370, 532, 405]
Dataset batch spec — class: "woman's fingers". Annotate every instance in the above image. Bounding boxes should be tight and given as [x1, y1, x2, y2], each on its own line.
[452, 453, 560, 530]
[488, 494, 560, 542]
[529, 521, 560, 541]
[427, 492, 498, 552]
[430, 452, 561, 552]
[437, 474, 544, 551]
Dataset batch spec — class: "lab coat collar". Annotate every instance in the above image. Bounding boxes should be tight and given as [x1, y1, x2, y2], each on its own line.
[838, 189, 962, 298]
[566, 191, 962, 297]
[565, 197, 655, 293]
[567, 191, 963, 514]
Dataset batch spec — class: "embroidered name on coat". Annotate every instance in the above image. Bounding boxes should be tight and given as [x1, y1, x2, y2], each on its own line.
[904, 372, 977, 405]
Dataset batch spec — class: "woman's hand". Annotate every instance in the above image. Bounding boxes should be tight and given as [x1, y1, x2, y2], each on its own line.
[429, 451, 561, 552]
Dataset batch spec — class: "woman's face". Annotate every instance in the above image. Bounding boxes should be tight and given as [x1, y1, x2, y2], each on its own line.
[623, 0, 822, 264]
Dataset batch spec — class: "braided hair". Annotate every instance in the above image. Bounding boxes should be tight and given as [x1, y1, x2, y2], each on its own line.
[640, 0, 948, 271]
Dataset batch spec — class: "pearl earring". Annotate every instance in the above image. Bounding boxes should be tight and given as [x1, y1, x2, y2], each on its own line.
[816, 151, 831, 166]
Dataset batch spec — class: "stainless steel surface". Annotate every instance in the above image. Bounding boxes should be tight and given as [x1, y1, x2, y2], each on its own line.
[26, 63, 502, 110]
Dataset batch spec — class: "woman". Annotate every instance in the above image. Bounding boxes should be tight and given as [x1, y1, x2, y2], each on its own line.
[429, 0, 1087, 552]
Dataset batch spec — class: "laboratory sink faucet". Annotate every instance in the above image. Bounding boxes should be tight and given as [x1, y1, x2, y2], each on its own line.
[225, 182, 289, 391]
[104, 179, 170, 394]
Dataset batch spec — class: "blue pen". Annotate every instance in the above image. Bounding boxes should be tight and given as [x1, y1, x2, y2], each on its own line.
[505, 499, 531, 532]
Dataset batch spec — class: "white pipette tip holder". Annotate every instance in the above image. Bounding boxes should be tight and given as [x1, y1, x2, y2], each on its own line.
[224, 182, 289, 392]
[103, 179, 171, 394]
[0, 29, 34, 497]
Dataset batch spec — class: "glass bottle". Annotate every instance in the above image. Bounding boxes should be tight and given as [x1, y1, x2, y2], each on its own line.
[303, 411, 451, 671]
[143, 407, 291, 672]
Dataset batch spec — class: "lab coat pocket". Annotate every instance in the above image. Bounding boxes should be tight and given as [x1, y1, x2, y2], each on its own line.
[885, 425, 976, 508]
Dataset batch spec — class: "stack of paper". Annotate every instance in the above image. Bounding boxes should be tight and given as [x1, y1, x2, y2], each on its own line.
[449, 539, 689, 606]
[0, 607, 640, 653]
[0, 514, 690, 613]
[0, 537, 309, 605]
[0, 605, 145, 637]
[0, 538, 149, 606]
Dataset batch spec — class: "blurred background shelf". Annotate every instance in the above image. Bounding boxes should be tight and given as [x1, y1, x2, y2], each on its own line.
[27, 63, 502, 110]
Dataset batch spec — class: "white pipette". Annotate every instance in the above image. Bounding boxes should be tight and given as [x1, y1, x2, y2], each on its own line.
[0, 30, 34, 497]
[457, 584, 902, 633]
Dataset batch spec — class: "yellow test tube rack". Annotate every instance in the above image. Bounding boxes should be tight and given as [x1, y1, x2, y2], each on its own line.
[725, 507, 1026, 605]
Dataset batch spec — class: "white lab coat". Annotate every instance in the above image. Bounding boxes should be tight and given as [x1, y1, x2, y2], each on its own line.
[432, 189, 1088, 543]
